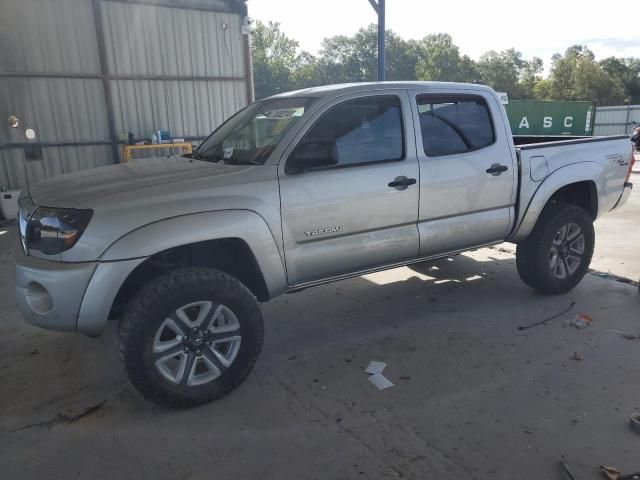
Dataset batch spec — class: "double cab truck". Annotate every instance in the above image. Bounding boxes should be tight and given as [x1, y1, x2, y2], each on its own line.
[15, 82, 634, 407]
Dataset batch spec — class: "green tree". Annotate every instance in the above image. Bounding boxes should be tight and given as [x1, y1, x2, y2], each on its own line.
[251, 21, 305, 98]
[251, 22, 637, 105]
[476, 49, 525, 97]
[533, 78, 552, 99]
[519, 57, 544, 98]
[414, 34, 479, 83]
[600, 57, 640, 104]
[289, 51, 319, 90]
[548, 46, 624, 105]
[317, 24, 419, 83]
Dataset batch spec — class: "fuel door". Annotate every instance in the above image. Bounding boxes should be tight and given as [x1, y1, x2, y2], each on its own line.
[529, 155, 549, 182]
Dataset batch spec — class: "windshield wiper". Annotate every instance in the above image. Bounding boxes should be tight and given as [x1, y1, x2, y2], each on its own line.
[191, 150, 224, 162]
[226, 158, 261, 166]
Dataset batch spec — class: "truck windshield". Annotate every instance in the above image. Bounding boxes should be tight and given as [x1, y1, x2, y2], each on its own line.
[193, 97, 313, 165]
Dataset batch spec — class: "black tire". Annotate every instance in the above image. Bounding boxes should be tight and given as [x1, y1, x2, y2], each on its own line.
[118, 268, 263, 408]
[516, 202, 594, 294]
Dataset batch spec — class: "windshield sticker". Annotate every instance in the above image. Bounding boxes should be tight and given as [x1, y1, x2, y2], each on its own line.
[223, 147, 234, 159]
[264, 109, 296, 119]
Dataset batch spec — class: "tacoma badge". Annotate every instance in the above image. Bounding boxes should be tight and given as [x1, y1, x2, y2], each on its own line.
[304, 226, 345, 237]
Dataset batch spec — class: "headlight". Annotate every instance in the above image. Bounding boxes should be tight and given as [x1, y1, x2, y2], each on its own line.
[26, 207, 93, 255]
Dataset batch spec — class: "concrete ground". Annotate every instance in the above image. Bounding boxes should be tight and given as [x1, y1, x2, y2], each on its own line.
[0, 175, 638, 480]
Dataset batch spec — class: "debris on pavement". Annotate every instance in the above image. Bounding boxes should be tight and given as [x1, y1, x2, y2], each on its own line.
[368, 373, 395, 390]
[567, 313, 593, 329]
[560, 458, 578, 480]
[600, 465, 640, 480]
[603, 330, 639, 340]
[517, 301, 576, 331]
[630, 413, 640, 435]
[364, 361, 394, 390]
[601, 465, 622, 480]
[365, 361, 387, 375]
[572, 352, 584, 361]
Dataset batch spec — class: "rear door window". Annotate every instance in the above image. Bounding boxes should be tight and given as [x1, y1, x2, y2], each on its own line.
[416, 95, 495, 156]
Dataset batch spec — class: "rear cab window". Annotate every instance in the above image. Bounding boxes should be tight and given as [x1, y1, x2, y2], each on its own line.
[416, 95, 495, 157]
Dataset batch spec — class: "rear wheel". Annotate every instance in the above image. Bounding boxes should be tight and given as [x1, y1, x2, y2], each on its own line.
[118, 268, 263, 408]
[516, 202, 594, 294]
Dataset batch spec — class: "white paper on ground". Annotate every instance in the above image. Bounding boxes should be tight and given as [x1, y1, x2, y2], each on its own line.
[365, 361, 387, 375]
[368, 373, 394, 390]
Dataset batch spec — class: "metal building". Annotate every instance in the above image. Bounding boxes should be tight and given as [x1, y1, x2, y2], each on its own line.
[0, 0, 252, 191]
[593, 105, 640, 136]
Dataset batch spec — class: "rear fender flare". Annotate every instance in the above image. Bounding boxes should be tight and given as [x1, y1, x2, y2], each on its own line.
[509, 162, 604, 242]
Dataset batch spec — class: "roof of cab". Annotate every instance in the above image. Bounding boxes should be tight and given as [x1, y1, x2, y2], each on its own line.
[267, 81, 496, 100]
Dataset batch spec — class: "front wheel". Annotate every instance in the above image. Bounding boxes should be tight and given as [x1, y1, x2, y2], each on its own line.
[118, 268, 264, 408]
[516, 202, 595, 294]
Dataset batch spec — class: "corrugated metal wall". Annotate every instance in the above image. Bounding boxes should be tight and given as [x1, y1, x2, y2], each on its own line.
[103, 1, 248, 140]
[0, 0, 250, 191]
[0, 0, 112, 190]
[594, 105, 640, 136]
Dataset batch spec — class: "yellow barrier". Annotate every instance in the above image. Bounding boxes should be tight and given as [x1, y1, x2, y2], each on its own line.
[122, 142, 193, 162]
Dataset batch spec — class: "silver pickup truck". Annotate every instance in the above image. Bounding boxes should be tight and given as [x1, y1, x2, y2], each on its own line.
[14, 82, 634, 407]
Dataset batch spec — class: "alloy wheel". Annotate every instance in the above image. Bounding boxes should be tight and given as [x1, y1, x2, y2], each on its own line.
[152, 301, 241, 386]
[548, 222, 585, 280]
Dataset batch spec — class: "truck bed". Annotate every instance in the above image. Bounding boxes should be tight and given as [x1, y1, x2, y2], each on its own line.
[510, 134, 633, 242]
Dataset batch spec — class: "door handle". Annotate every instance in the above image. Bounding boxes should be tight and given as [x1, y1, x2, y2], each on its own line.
[486, 164, 509, 175]
[388, 176, 417, 189]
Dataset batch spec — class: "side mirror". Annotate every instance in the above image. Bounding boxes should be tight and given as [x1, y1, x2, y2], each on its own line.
[286, 139, 338, 174]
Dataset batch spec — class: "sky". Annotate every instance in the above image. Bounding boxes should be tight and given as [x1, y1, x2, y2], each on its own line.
[247, 0, 640, 70]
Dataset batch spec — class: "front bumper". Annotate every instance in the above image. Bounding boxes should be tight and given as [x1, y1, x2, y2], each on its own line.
[612, 182, 633, 211]
[14, 241, 146, 336]
[14, 242, 97, 332]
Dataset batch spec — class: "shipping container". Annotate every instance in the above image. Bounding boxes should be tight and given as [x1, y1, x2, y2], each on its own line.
[505, 100, 596, 136]
[0, 0, 252, 193]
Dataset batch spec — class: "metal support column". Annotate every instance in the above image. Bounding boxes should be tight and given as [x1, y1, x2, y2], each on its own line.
[625, 103, 631, 134]
[92, 0, 120, 163]
[368, 0, 385, 81]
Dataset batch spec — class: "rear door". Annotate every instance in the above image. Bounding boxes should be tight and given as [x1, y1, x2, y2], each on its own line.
[278, 91, 420, 286]
[411, 91, 517, 256]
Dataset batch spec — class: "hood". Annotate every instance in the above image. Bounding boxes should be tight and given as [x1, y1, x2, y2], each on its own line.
[27, 156, 250, 208]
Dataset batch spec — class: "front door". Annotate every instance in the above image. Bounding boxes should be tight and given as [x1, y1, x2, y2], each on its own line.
[278, 91, 420, 286]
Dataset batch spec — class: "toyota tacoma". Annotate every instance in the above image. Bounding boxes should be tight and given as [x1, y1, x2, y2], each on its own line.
[15, 82, 634, 407]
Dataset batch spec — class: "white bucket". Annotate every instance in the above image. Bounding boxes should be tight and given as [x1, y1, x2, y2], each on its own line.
[0, 190, 21, 220]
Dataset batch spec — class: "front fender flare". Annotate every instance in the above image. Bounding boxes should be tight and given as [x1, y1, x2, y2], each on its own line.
[77, 210, 287, 336]
[101, 209, 287, 297]
[509, 162, 604, 242]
